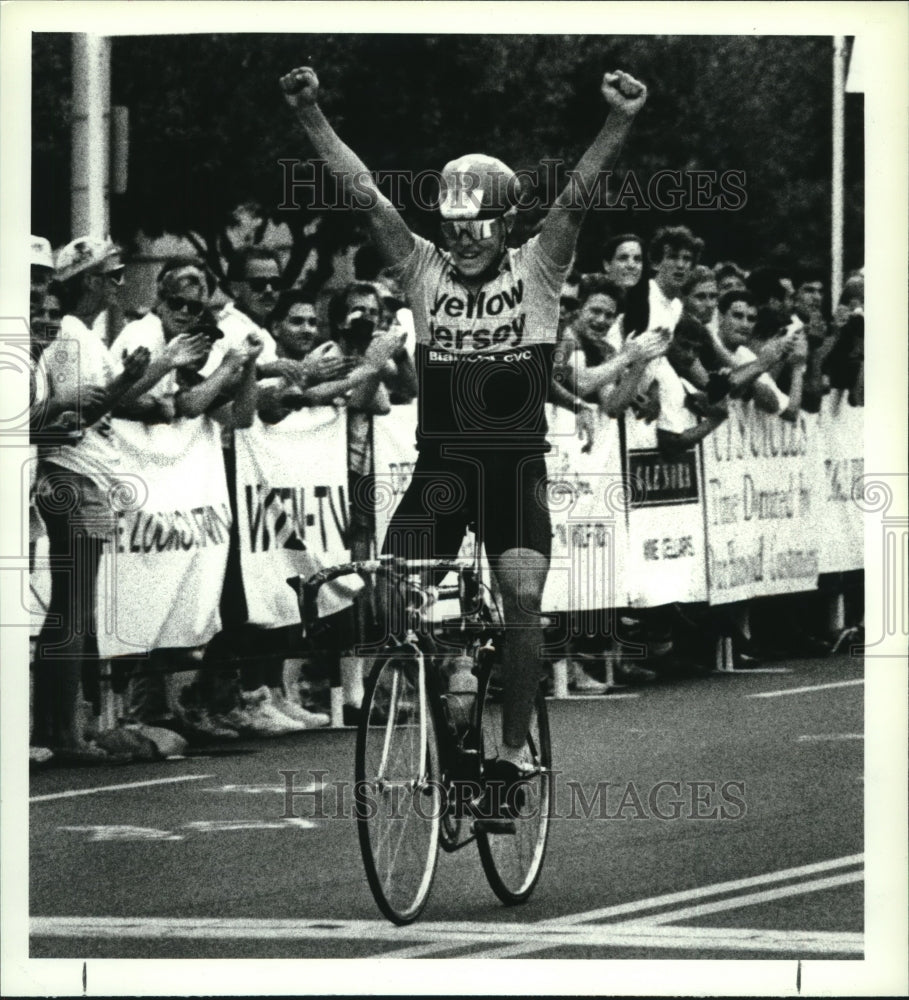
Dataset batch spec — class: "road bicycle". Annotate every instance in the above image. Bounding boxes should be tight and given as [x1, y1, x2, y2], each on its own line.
[292, 551, 553, 925]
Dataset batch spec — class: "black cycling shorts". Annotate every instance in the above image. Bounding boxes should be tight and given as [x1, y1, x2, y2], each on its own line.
[380, 444, 552, 563]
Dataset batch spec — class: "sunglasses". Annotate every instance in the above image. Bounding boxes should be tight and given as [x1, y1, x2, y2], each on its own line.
[34, 308, 63, 321]
[245, 276, 283, 292]
[440, 219, 499, 242]
[165, 295, 205, 316]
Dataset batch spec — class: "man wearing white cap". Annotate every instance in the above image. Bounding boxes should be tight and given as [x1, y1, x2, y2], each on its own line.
[32, 235, 150, 763]
[281, 65, 648, 802]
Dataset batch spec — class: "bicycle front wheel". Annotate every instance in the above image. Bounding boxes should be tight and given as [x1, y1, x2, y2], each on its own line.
[355, 650, 442, 924]
[475, 668, 552, 905]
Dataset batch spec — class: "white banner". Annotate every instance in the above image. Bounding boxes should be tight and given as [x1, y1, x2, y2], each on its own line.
[702, 401, 821, 605]
[544, 405, 628, 612]
[817, 390, 864, 574]
[235, 407, 361, 627]
[371, 400, 420, 553]
[98, 416, 231, 656]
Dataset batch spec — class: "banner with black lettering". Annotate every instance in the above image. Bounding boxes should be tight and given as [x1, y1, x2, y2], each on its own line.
[702, 400, 821, 604]
[97, 416, 231, 657]
[817, 390, 864, 573]
[235, 408, 362, 627]
[622, 411, 709, 608]
[543, 405, 628, 612]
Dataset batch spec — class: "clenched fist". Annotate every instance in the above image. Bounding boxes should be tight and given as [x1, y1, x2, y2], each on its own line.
[280, 67, 320, 111]
[601, 70, 648, 116]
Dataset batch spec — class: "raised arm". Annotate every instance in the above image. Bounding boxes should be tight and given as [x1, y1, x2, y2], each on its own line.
[728, 334, 794, 414]
[538, 71, 647, 266]
[281, 67, 415, 267]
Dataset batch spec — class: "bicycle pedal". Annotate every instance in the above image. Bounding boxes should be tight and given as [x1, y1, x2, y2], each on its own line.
[473, 818, 516, 836]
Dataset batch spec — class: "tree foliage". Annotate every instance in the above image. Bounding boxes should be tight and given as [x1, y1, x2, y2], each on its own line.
[32, 33, 864, 273]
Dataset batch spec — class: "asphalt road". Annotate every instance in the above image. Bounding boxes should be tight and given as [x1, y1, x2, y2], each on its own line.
[29, 655, 865, 971]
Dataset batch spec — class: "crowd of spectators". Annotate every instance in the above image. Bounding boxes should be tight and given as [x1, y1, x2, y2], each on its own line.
[27, 215, 865, 764]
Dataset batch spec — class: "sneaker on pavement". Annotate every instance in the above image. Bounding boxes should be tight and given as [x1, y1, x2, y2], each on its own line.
[567, 659, 610, 694]
[241, 687, 306, 733]
[219, 705, 272, 736]
[271, 690, 329, 728]
[235, 700, 302, 736]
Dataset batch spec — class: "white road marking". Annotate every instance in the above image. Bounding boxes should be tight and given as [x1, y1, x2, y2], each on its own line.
[620, 870, 864, 926]
[797, 733, 863, 742]
[183, 819, 319, 833]
[748, 678, 864, 699]
[59, 825, 184, 843]
[465, 871, 865, 961]
[714, 667, 793, 674]
[464, 925, 863, 960]
[58, 819, 320, 841]
[29, 916, 863, 957]
[30, 774, 215, 803]
[562, 693, 640, 700]
[537, 853, 864, 926]
[199, 783, 323, 795]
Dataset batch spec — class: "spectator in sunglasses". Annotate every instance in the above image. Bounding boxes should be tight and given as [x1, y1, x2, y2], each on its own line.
[111, 261, 219, 424]
[218, 246, 318, 388]
[32, 236, 150, 764]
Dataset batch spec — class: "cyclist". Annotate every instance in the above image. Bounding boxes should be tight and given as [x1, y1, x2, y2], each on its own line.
[281, 64, 649, 804]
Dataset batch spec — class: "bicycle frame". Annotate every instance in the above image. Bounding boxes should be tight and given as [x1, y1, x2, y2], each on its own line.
[291, 549, 552, 922]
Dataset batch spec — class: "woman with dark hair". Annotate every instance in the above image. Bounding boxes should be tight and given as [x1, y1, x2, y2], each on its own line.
[602, 233, 645, 293]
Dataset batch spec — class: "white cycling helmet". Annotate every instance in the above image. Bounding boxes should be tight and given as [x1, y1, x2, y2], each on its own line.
[438, 153, 522, 221]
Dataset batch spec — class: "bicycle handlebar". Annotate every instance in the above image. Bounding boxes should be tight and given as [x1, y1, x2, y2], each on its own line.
[287, 556, 475, 633]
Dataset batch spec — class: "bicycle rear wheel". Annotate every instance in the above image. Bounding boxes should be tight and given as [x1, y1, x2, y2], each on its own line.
[355, 649, 442, 924]
[475, 668, 552, 905]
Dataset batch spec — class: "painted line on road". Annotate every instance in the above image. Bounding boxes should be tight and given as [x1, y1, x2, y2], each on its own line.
[748, 678, 863, 699]
[537, 853, 864, 926]
[29, 916, 863, 959]
[466, 871, 864, 961]
[714, 668, 793, 674]
[797, 733, 863, 742]
[463, 925, 863, 960]
[29, 917, 568, 940]
[621, 870, 864, 926]
[560, 693, 640, 700]
[199, 783, 324, 795]
[30, 774, 214, 803]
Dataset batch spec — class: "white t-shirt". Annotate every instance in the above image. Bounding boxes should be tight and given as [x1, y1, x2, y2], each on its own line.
[731, 344, 789, 411]
[647, 278, 683, 334]
[108, 312, 226, 460]
[605, 279, 685, 402]
[40, 314, 119, 483]
[110, 312, 222, 393]
[655, 364, 698, 435]
[386, 233, 569, 447]
[216, 301, 278, 364]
